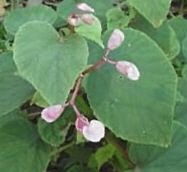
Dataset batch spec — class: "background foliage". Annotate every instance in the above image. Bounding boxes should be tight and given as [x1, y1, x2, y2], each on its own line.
[0, 0, 187, 172]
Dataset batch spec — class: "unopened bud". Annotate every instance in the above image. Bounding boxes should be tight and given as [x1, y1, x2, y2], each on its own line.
[80, 14, 95, 25]
[116, 61, 140, 80]
[41, 105, 64, 123]
[75, 115, 89, 132]
[107, 29, 125, 50]
[82, 120, 105, 142]
[68, 14, 81, 26]
[77, 3, 95, 13]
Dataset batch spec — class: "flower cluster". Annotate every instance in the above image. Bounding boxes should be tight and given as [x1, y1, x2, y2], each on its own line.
[41, 105, 105, 142]
[68, 3, 95, 27]
[106, 29, 140, 80]
[41, 9, 140, 143]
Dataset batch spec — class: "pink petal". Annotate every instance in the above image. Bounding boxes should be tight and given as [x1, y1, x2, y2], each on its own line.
[82, 120, 105, 142]
[116, 61, 140, 80]
[75, 115, 89, 132]
[41, 105, 64, 123]
[77, 3, 95, 13]
[81, 14, 95, 25]
[107, 29, 125, 50]
[68, 14, 81, 26]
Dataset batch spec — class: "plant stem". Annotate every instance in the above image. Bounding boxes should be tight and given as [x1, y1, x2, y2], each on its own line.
[69, 48, 111, 114]
[51, 141, 75, 157]
[105, 132, 136, 169]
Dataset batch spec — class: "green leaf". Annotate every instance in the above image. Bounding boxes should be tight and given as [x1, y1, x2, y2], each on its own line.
[131, 15, 180, 59]
[57, 0, 76, 20]
[182, 34, 187, 60]
[169, 16, 187, 44]
[0, 112, 51, 172]
[128, 121, 187, 172]
[14, 21, 88, 105]
[4, 5, 57, 35]
[75, 14, 103, 48]
[106, 8, 134, 30]
[88, 144, 116, 169]
[67, 165, 97, 172]
[175, 70, 187, 128]
[85, 29, 177, 146]
[38, 107, 75, 146]
[31, 92, 50, 108]
[0, 52, 34, 117]
[169, 16, 187, 62]
[127, 0, 172, 27]
[0, 51, 16, 75]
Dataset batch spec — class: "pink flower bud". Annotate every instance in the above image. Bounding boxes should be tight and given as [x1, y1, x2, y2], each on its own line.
[77, 3, 95, 13]
[107, 29, 125, 50]
[41, 105, 64, 123]
[75, 115, 89, 132]
[116, 61, 140, 80]
[68, 14, 81, 26]
[82, 120, 105, 142]
[80, 14, 95, 25]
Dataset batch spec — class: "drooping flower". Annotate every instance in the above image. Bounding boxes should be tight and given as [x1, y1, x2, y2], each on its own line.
[116, 60, 140, 80]
[80, 14, 95, 25]
[75, 115, 89, 132]
[77, 3, 95, 13]
[107, 29, 125, 51]
[75, 115, 105, 142]
[41, 105, 64, 123]
[67, 14, 81, 26]
[83, 120, 105, 142]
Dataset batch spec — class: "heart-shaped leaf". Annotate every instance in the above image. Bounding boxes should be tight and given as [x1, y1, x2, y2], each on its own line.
[14, 21, 88, 105]
[85, 29, 177, 146]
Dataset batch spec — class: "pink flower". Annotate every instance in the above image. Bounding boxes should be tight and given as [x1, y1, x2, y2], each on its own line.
[68, 14, 81, 26]
[75, 115, 89, 132]
[77, 3, 95, 13]
[107, 29, 125, 50]
[75, 115, 105, 142]
[116, 61, 140, 80]
[80, 14, 95, 25]
[83, 120, 105, 142]
[41, 105, 64, 123]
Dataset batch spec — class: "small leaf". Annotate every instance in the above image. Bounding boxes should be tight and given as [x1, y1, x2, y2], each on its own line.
[4, 5, 57, 35]
[127, 0, 172, 27]
[31, 92, 50, 108]
[13, 21, 88, 105]
[88, 144, 116, 169]
[38, 108, 75, 146]
[106, 8, 134, 30]
[75, 14, 103, 48]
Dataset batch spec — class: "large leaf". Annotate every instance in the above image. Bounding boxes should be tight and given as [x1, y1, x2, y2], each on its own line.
[128, 122, 187, 172]
[127, 0, 172, 27]
[0, 52, 34, 117]
[85, 29, 177, 146]
[0, 112, 51, 172]
[4, 5, 57, 35]
[13, 21, 88, 105]
[130, 15, 180, 59]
